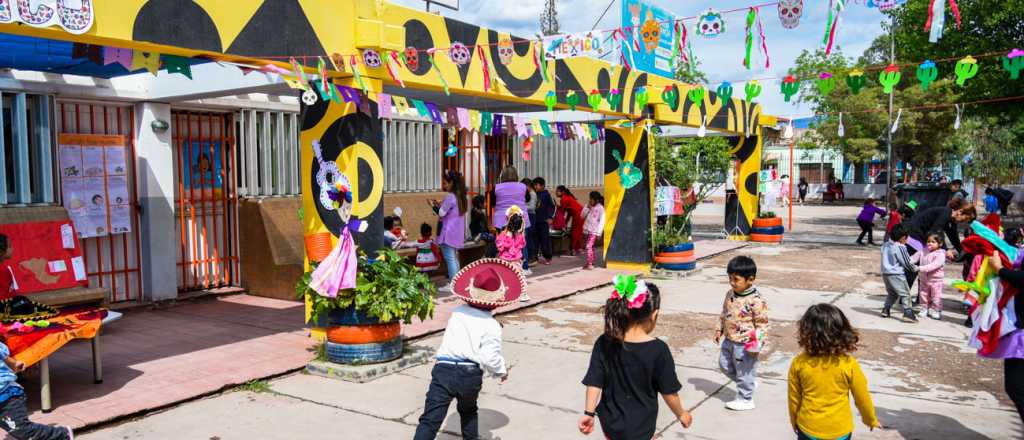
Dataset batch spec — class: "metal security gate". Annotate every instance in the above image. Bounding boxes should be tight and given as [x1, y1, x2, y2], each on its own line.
[56, 101, 143, 302]
[172, 110, 239, 291]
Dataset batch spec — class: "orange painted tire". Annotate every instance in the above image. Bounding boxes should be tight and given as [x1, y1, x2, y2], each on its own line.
[305, 232, 334, 262]
[657, 249, 694, 259]
[326, 322, 401, 344]
[654, 254, 696, 264]
[752, 217, 783, 228]
[750, 233, 784, 243]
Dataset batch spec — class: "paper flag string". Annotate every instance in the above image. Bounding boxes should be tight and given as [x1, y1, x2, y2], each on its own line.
[425, 49, 450, 95]
[394, 96, 411, 115]
[917, 60, 938, 90]
[378, 93, 393, 119]
[338, 86, 361, 106]
[492, 114, 504, 136]
[533, 41, 550, 83]
[955, 55, 979, 86]
[290, 57, 310, 91]
[131, 50, 161, 76]
[445, 107, 459, 128]
[574, 123, 586, 140]
[566, 91, 580, 111]
[879, 64, 901, 93]
[781, 75, 800, 102]
[425, 103, 444, 125]
[556, 122, 568, 140]
[635, 87, 649, 110]
[545, 91, 557, 112]
[687, 87, 705, 109]
[743, 8, 756, 69]
[349, 55, 368, 94]
[317, 58, 330, 94]
[847, 69, 867, 94]
[672, 21, 687, 70]
[162, 55, 193, 79]
[1004, 49, 1024, 80]
[816, 72, 835, 95]
[103, 47, 133, 70]
[778, 0, 802, 29]
[531, 119, 543, 136]
[696, 9, 725, 38]
[588, 89, 602, 110]
[954, 103, 963, 130]
[261, 64, 291, 76]
[316, 79, 341, 104]
[716, 82, 733, 103]
[838, 112, 845, 137]
[469, 110, 481, 131]
[612, 149, 643, 189]
[925, 0, 961, 43]
[480, 112, 493, 134]
[662, 86, 680, 111]
[411, 99, 430, 118]
[891, 108, 903, 134]
[540, 120, 552, 137]
[457, 108, 470, 129]
[515, 117, 529, 138]
[744, 81, 762, 102]
[282, 75, 307, 91]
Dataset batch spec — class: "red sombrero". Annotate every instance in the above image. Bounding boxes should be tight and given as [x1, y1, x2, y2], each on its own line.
[451, 258, 526, 310]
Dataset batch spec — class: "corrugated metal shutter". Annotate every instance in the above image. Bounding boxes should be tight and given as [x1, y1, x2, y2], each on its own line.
[511, 135, 603, 188]
[383, 118, 441, 192]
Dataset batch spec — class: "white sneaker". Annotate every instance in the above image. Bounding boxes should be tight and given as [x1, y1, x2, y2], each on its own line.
[519, 293, 532, 302]
[725, 399, 756, 411]
[928, 310, 942, 320]
[522, 269, 533, 277]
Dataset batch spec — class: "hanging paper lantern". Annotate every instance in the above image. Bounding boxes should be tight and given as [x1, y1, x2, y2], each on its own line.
[1003, 49, 1024, 80]
[566, 91, 580, 111]
[696, 9, 726, 38]
[846, 69, 867, 94]
[744, 80, 762, 102]
[687, 86, 705, 108]
[544, 91, 557, 112]
[635, 87, 649, 109]
[588, 89, 603, 110]
[449, 42, 471, 65]
[716, 82, 733, 103]
[780, 75, 800, 102]
[777, 0, 803, 30]
[916, 60, 938, 91]
[403, 47, 420, 70]
[362, 49, 382, 68]
[954, 55, 979, 86]
[661, 86, 680, 111]
[816, 72, 835, 96]
[607, 89, 623, 110]
[878, 64, 901, 93]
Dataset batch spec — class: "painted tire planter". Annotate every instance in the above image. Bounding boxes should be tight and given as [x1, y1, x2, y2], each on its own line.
[654, 254, 695, 264]
[326, 322, 401, 344]
[657, 261, 697, 271]
[750, 233, 784, 243]
[655, 242, 696, 271]
[752, 217, 783, 228]
[750, 226, 785, 235]
[304, 232, 334, 262]
[325, 337, 403, 364]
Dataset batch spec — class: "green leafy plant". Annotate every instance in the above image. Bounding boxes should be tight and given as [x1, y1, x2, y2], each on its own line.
[758, 211, 778, 219]
[652, 136, 732, 250]
[296, 249, 436, 325]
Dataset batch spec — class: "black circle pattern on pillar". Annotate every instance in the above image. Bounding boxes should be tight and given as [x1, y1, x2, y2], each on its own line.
[744, 172, 759, 196]
[300, 90, 330, 131]
[604, 130, 624, 175]
[404, 19, 435, 76]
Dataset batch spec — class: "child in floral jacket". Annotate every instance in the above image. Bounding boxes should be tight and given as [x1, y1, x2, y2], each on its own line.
[714, 256, 769, 412]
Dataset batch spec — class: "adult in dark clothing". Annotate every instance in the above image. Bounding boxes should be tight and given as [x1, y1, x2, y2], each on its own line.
[991, 187, 1015, 217]
[531, 177, 556, 264]
[906, 203, 977, 290]
[947, 179, 969, 209]
[987, 257, 1024, 425]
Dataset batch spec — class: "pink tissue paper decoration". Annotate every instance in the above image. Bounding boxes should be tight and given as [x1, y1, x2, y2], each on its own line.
[103, 47, 133, 70]
[457, 107, 470, 129]
[309, 228, 358, 297]
[377, 93, 393, 119]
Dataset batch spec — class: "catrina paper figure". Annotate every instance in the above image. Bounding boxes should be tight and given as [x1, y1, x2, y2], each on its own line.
[310, 140, 366, 297]
[612, 149, 643, 190]
[697, 9, 726, 38]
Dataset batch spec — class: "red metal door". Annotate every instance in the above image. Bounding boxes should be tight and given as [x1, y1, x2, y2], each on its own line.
[172, 110, 239, 291]
[57, 101, 143, 302]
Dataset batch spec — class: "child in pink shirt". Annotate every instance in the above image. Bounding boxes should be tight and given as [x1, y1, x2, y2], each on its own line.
[910, 233, 947, 320]
[496, 206, 530, 302]
[581, 191, 606, 269]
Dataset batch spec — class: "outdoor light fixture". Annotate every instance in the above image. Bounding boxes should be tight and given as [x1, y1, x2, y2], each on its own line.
[151, 119, 169, 133]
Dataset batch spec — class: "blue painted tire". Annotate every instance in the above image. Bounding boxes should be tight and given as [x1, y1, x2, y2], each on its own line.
[657, 261, 697, 271]
[325, 337, 403, 364]
[660, 242, 695, 253]
[312, 306, 382, 327]
[751, 226, 785, 235]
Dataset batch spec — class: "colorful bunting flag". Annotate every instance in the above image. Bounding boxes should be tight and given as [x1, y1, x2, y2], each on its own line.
[131, 50, 161, 76]
[378, 93, 393, 119]
[103, 47, 133, 70]
[163, 55, 193, 79]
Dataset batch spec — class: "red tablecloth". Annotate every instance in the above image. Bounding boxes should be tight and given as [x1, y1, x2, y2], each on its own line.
[2, 308, 105, 367]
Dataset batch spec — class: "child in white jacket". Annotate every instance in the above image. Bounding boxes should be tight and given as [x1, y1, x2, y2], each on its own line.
[581, 191, 606, 270]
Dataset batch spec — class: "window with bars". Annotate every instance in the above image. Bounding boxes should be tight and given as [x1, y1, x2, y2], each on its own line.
[383, 118, 442, 192]
[1, 92, 54, 205]
[235, 109, 301, 197]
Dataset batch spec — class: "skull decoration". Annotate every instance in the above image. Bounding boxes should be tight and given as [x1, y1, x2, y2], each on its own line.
[640, 15, 660, 52]
[301, 89, 318, 106]
[449, 42, 471, 65]
[313, 140, 354, 225]
[777, 0, 803, 30]
[403, 47, 419, 71]
[362, 49, 382, 68]
[497, 38, 514, 65]
[696, 9, 725, 38]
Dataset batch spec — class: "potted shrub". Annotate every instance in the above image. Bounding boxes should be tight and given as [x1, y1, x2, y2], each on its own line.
[297, 249, 436, 364]
[750, 211, 784, 243]
[651, 136, 731, 270]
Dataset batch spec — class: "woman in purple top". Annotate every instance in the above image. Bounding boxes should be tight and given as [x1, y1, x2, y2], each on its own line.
[855, 198, 887, 246]
[430, 170, 468, 291]
[492, 167, 532, 275]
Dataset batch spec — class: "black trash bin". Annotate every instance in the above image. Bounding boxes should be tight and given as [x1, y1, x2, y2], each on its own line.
[894, 182, 952, 212]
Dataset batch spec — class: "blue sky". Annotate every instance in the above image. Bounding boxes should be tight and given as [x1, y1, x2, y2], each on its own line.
[390, 0, 890, 117]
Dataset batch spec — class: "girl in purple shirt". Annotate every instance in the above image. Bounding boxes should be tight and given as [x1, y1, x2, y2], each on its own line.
[856, 198, 887, 246]
[430, 171, 468, 291]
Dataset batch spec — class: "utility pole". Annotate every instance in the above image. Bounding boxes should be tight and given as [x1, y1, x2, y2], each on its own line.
[885, 14, 896, 205]
[540, 0, 559, 36]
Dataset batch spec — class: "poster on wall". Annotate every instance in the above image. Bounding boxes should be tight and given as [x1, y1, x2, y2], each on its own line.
[58, 134, 131, 239]
[180, 141, 224, 199]
[543, 31, 615, 60]
[621, 0, 676, 79]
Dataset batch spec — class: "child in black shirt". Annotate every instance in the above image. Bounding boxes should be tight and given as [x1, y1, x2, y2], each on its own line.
[579, 277, 693, 439]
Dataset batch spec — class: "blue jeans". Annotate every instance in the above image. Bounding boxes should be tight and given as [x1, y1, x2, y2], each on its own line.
[522, 227, 531, 270]
[414, 363, 483, 440]
[440, 244, 460, 281]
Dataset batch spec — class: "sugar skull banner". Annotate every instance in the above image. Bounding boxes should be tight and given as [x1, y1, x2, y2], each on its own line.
[621, 0, 676, 79]
[542, 31, 615, 60]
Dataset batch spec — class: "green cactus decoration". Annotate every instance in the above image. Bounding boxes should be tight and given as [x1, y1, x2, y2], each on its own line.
[1004, 49, 1024, 80]
[954, 55, 979, 86]
[687, 86, 705, 108]
[544, 91, 557, 112]
[566, 91, 580, 111]
[878, 64, 901, 94]
[607, 88, 623, 110]
[816, 72, 835, 96]
[744, 80, 762, 102]
[588, 89, 603, 109]
[661, 86, 680, 111]
[635, 86, 649, 110]
[916, 60, 938, 91]
[716, 81, 733, 103]
[846, 69, 867, 95]
[780, 75, 799, 102]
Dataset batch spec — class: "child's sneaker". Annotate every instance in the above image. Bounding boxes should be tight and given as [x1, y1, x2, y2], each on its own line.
[902, 311, 918, 323]
[519, 293, 532, 302]
[66, 426, 74, 439]
[725, 398, 756, 411]
[880, 308, 891, 318]
[522, 269, 533, 277]
[928, 310, 942, 320]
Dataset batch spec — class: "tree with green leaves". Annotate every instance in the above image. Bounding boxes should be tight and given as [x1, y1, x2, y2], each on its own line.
[652, 135, 731, 247]
[946, 116, 1024, 185]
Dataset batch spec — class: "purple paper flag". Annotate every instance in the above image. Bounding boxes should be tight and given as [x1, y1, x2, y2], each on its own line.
[425, 103, 445, 124]
[445, 107, 459, 128]
[457, 108, 470, 129]
[377, 93, 393, 119]
[556, 122, 568, 140]
[514, 117, 529, 138]
[492, 114, 504, 136]
[103, 47, 133, 70]
[338, 86, 360, 105]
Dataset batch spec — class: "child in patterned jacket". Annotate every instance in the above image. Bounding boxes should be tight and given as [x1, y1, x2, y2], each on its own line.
[713, 255, 769, 412]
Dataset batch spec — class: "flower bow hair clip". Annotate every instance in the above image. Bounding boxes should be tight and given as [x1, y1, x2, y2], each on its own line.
[327, 181, 352, 209]
[610, 274, 649, 309]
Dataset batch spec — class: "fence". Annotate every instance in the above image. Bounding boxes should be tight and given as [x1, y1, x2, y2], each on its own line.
[235, 110, 301, 197]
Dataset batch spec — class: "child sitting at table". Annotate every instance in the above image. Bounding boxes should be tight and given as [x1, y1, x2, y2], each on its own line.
[0, 332, 72, 439]
[0, 235, 17, 301]
[413, 223, 442, 274]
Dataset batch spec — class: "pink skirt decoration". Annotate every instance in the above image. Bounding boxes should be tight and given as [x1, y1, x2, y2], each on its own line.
[310, 228, 357, 298]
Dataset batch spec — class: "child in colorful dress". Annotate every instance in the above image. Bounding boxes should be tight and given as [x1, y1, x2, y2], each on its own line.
[581, 191, 606, 270]
[496, 207, 530, 301]
[714, 256, 769, 411]
[413, 223, 442, 274]
[911, 234, 948, 320]
[0, 332, 72, 439]
[579, 277, 693, 439]
[788, 304, 881, 440]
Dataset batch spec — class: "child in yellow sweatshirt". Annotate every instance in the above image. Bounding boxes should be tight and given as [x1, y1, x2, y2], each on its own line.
[788, 304, 882, 440]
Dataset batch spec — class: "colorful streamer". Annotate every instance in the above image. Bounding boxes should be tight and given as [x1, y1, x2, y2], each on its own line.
[477, 45, 492, 92]
[925, 0, 961, 43]
[425, 49, 450, 95]
[743, 8, 756, 70]
[386, 51, 405, 88]
[823, 0, 845, 55]
[756, 7, 770, 69]
[348, 55, 368, 95]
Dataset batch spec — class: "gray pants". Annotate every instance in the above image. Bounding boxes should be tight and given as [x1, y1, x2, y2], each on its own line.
[883, 274, 913, 315]
[0, 395, 68, 440]
[719, 339, 758, 401]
